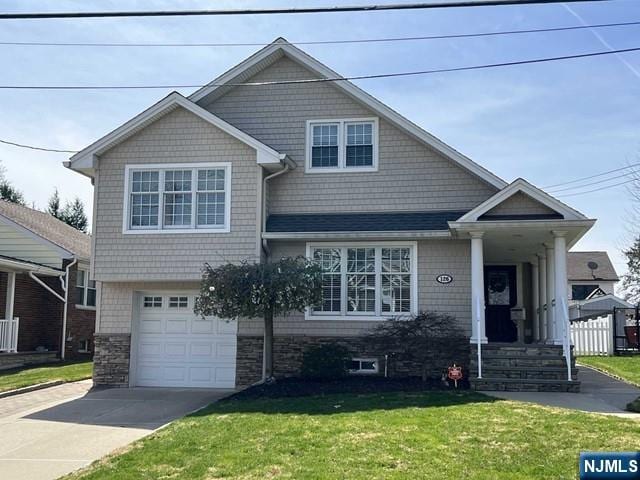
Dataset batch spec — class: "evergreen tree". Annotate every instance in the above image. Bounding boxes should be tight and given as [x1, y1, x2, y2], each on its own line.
[47, 189, 62, 219]
[60, 197, 88, 233]
[0, 163, 25, 205]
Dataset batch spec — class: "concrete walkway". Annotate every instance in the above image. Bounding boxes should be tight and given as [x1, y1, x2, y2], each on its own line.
[489, 366, 640, 418]
[0, 380, 233, 480]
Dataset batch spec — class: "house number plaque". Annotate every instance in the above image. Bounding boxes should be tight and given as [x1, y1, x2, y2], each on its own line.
[436, 274, 453, 284]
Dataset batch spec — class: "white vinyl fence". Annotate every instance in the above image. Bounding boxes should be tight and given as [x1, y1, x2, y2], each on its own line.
[570, 315, 613, 356]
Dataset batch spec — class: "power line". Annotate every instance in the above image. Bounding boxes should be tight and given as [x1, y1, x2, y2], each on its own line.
[0, 1, 613, 20]
[1, 45, 639, 90]
[3, 20, 638, 47]
[0, 139, 77, 153]
[544, 163, 640, 190]
[556, 177, 638, 197]
[547, 170, 640, 193]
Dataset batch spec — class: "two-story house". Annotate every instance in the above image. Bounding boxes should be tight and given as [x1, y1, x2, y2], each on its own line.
[67, 38, 595, 392]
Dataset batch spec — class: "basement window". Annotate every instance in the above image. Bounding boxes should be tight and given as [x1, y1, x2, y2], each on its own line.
[349, 358, 379, 374]
[78, 339, 90, 353]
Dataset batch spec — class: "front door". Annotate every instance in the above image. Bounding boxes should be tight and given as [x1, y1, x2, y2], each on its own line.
[485, 265, 517, 342]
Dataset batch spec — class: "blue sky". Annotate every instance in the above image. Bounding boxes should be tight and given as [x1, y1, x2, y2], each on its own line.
[0, 0, 639, 279]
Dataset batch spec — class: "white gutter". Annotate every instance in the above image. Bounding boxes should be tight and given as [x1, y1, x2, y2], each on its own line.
[28, 257, 78, 360]
[261, 157, 296, 256]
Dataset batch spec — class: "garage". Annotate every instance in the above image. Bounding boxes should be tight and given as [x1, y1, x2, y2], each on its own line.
[132, 292, 237, 388]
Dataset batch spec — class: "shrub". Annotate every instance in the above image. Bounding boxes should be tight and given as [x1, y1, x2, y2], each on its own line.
[301, 343, 352, 379]
[626, 396, 640, 413]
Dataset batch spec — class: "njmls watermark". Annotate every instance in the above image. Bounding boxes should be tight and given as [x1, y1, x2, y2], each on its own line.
[580, 452, 640, 479]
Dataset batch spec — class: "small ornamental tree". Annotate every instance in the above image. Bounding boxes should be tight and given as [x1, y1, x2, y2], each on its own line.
[194, 257, 323, 381]
[367, 311, 466, 381]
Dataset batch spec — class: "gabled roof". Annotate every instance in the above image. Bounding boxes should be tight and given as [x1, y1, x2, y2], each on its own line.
[455, 178, 588, 222]
[189, 37, 507, 190]
[568, 251, 619, 281]
[0, 200, 91, 260]
[67, 92, 286, 176]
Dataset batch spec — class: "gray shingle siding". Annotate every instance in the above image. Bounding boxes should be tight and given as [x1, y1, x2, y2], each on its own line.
[93, 107, 260, 282]
[204, 57, 498, 216]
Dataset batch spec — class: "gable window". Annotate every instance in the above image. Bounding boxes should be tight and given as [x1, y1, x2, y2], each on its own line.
[124, 163, 231, 234]
[571, 284, 600, 301]
[307, 242, 416, 320]
[76, 268, 96, 308]
[306, 119, 378, 172]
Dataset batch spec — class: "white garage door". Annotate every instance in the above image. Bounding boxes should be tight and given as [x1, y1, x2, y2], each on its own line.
[133, 292, 237, 388]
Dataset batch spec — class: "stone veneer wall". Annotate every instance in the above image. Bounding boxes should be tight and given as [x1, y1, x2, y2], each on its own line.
[93, 333, 131, 387]
[236, 335, 470, 387]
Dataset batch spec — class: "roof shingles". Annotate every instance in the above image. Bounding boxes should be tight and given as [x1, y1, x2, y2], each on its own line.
[0, 200, 91, 260]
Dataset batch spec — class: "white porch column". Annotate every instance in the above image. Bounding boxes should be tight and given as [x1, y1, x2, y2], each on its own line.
[470, 232, 487, 344]
[5, 271, 15, 321]
[531, 258, 540, 342]
[538, 252, 547, 342]
[545, 244, 556, 345]
[553, 231, 569, 346]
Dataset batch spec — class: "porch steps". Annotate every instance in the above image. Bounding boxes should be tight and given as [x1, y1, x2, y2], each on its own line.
[469, 344, 580, 392]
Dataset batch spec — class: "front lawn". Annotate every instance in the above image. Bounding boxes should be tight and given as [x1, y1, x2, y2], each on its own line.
[578, 356, 640, 386]
[68, 390, 640, 480]
[0, 360, 92, 393]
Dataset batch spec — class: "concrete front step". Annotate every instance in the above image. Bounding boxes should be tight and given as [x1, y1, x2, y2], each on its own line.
[471, 344, 567, 356]
[470, 377, 581, 393]
[471, 365, 578, 381]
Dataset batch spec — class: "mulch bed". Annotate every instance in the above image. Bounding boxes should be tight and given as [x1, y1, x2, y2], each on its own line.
[227, 376, 469, 401]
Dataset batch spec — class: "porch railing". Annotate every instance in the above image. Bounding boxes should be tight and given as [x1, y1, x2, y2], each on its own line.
[0, 317, 19, 353]
[560, 299, 572, 381]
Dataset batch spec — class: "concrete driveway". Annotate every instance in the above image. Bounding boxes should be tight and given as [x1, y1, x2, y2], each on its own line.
[489, 366, 640, 418]
[0, 380, 232, 480]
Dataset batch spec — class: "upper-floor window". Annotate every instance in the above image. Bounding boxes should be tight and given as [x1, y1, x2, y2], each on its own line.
[306, 119, 378, 173]
[306, 242, 416, 321]
[76, 268, 96, 308]
[123, 162, 231, 234]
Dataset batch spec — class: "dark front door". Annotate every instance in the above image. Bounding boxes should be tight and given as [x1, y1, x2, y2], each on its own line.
[485, 265, 517, 342]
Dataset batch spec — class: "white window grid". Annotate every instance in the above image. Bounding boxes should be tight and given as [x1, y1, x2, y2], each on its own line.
[75, 268, 96, 308]
[169, 296, 189, 308]
[125, 163, 231, 233]
[306, 118, 378, 172]
[308, 243, 416, 320]
[143, 296, 163, 308]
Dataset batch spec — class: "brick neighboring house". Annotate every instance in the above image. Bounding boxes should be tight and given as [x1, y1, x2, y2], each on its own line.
[0, 200, 95, 368]
[68, 38, 599, 392]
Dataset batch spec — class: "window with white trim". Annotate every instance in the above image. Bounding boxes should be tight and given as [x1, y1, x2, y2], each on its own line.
[143, 296, 162, 308]
[349, 358, 379, 374]
[169, 296, 189, 308]
[125, 163, 230, 233]
[75, 268, 96, 308]
[78, 339, 91, 353]
[306, 119, 378, 172]
[309, 243, 415, 320]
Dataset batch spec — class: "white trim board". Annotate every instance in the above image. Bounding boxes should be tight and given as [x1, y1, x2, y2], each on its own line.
[0, 213, 75, 260]
[67, 92, 284, 175]
[189, 38, 507, 190]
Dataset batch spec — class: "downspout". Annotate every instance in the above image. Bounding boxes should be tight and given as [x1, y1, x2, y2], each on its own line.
[261, 156, 295, 257]
[30, 258, 77, 360]
[61, 258, 78, 360]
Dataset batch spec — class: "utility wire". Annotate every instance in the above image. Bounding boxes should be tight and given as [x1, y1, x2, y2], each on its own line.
[543, 162, 640, 188]
[0, 0, 613, 20]
[3, 20, 638, 47]
[0, 138, 77, 153]
[1, 45, 639, 90]
[556, 177, 638, 197]
[546, 170, 640, 193]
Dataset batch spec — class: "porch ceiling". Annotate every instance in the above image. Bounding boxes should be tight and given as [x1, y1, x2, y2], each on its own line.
[449, 219, 596, 263]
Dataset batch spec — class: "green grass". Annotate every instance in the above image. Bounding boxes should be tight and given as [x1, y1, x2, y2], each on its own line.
[0, 361, 92, 393]
[578, 356, 640, 387]
[67, 391, 640, 480]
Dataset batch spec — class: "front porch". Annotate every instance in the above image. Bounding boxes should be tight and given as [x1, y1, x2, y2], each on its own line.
[449, 179, 596, 392]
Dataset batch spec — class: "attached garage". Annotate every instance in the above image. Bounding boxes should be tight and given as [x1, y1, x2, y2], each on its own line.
[131, 292, 237, 388]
